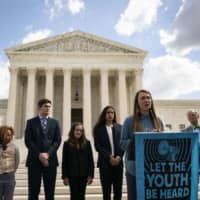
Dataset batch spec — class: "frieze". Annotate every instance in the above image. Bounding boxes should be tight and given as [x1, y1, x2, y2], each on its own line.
[17, 36, 135, 53]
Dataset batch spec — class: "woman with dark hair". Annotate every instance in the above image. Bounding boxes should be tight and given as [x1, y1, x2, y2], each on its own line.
[93, 106, 124, 200]
[120, 89, 164, 200]
[62, 122, 94, 200]
[0, 125, 19, 200]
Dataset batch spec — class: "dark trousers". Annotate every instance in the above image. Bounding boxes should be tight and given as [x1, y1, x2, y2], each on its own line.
[126, 172, 137, 200]
[0, 172, 15, 200]
[28, 164, 57, 200]
[68, 176, 87, 200]
[99, 164, 123, 200]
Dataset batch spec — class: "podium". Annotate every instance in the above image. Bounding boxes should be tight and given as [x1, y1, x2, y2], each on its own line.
[135, 132, 199, 200]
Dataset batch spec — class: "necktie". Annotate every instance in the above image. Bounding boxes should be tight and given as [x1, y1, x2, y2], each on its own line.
[41, 117, 47, 130]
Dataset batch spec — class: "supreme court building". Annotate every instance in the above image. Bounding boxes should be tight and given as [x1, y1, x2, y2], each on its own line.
[5, 30, 146, 139]
[3, 30, 200, 139]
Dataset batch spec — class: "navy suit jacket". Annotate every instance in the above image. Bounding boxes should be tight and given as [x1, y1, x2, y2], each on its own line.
[94, 123, 124, 168]
[24, 116, 61, 167]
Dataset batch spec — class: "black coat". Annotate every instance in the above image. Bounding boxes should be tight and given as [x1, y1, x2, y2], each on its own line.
[94, 123, 124, 167]
[62, 140, 94, 179]
[24, 116, 61, 167]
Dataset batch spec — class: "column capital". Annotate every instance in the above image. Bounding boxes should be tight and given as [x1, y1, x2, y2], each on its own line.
[63, 68, 72, 74]
[83, 69, 91, 75]
[27, 68, 37, 75]
[45, 68, 55, 74]
[117, 69, 127, 73]
[9, 67, 18, 73]
[118, 69, 127, 75]
[100, 68, 109, 73]
[134, 68, 143, 76]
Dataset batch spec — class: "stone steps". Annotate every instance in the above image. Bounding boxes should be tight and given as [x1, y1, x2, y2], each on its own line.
[14, 162, 200, 200]
[14, 162, 127, 200]
[14, 194, 128, 200]
[14, 185, 127, 195]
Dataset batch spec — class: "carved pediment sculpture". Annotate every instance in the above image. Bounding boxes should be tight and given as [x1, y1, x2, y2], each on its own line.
[6, 31, 147, 55]
[17, 36, 134, 53]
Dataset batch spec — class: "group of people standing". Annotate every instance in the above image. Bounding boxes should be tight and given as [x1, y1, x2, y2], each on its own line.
[0, 89, 199, 200]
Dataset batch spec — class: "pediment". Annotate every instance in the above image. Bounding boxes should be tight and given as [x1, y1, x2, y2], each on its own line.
[6, 31, 147, 54]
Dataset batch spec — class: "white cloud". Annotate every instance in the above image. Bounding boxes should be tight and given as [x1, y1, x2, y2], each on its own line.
[44, 0, 85, 19]
[115, 0, 162, 36]
[22, 29, 52, 44]
[55, 0, 64, 10]
[160, 0, 200, 55]
[67, 0, 85, 15]
[44, 0, 65, 19]
[68, 27, 74, 32]
[143, 55, 200, 99]
[0, 59, 9, 99]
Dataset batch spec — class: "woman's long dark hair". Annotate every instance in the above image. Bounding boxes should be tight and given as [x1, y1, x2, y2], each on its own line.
[67, 122, 87, 149]
[133, 89, 161, 131]
[93, 105, 117, 136]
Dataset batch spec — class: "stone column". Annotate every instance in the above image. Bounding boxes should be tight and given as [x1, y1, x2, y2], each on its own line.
[127, 75, 134, 115]
[45, 68, 54, 115]
[129, 86, 133, 115]
[63, 69, 71, 135]
[134, 68, 143, 95]
[83, 69, 92, 139]
[100, 69, 109, 110]
[6, 67, 18, 127]
[118, 70, 128, 123]
[25, 68, 36, 120]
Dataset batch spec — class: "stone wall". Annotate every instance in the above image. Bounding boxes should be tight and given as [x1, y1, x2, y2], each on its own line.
[155, 99, 200, 131]
[1, 98, 200, 132]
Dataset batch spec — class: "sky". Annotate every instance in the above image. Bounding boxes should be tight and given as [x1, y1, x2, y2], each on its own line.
[0, 0, 200, 99]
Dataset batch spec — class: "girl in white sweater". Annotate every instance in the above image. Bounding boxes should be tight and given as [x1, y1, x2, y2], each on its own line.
[0, 126, 19, 200]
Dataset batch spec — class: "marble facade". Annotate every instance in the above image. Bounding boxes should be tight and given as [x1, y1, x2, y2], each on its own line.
[4, 31, 145, 138]
[2, 30, 199, 139]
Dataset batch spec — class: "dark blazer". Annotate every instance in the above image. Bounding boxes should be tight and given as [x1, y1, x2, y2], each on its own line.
[24, 116, 61, 167]
[182, 125, 194, 132]
[94, 123, 124, 167]
[62, 140, 94, 179]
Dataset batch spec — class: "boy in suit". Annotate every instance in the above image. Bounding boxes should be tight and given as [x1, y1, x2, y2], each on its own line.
[24, 98, 61, 200]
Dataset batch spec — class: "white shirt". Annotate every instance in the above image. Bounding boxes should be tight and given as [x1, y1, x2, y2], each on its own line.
[106, 125, 114, 156]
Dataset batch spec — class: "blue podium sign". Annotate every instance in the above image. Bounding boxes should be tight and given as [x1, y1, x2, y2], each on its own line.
[135, 132, 199, 200]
